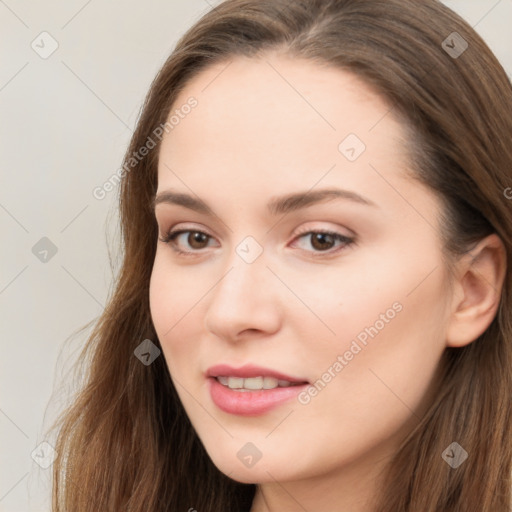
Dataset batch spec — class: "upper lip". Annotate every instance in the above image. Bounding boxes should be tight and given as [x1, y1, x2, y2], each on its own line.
[206, 364, 309, 383]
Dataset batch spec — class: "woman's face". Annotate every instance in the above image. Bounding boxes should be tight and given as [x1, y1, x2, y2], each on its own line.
[150, 54, 452, 490]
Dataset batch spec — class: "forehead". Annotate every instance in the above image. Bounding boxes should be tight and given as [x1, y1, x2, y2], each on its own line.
[156, 54, 436, 222]
[164, 53, 400, 154]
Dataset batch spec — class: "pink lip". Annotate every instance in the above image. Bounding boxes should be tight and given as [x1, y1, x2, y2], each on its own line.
[206, 364, 309, 416]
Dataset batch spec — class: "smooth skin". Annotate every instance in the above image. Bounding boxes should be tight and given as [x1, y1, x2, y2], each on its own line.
[149, 54, 506, 512]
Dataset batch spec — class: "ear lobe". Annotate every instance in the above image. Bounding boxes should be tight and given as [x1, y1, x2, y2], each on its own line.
[445, 233, 507, 348]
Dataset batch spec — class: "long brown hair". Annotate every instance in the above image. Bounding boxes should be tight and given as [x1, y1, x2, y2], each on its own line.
[48, 0, 512, 510]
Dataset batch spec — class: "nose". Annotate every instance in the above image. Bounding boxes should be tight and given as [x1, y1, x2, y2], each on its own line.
[204, 246, 282, 342]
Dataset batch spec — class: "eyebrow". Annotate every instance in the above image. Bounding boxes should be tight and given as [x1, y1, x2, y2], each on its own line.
[152, 187, 377, 217]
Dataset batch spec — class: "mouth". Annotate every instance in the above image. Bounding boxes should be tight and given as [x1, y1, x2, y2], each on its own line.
[214, 375, 307, 391]
[206, 364, 310, 416]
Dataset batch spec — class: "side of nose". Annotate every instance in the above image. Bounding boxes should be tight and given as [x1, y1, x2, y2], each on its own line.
[204, 251, 282, 342]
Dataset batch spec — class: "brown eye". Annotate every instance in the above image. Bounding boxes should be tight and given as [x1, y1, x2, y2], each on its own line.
[159, 228, 354, 258]
[187, 231, 210, 249]
[159, 229, 213, 253]
[310, 232, 336, 251]
[291, 230, 355, 257]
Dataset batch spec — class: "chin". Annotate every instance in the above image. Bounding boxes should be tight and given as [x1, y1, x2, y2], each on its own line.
[208, 452, 296, 484]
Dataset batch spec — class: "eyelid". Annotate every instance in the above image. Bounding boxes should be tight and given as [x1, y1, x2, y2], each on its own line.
[159, 221, 356, 258]
[160, 221, 353, 239]
[292, 223, 354, 239]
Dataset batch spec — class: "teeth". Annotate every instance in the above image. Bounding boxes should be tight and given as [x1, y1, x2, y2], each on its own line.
[228, 377, 244, 389]
[244, 377, 264, 390]
[216, 376, 299, 390]
[217, 376, 230, 386]
[263, 377, 279, 389]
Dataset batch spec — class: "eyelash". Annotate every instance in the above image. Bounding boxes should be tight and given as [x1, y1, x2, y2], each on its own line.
[158, 226, 355, 258]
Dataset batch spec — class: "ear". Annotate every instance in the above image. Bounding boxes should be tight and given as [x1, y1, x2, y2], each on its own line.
[446, 233, 507, 348]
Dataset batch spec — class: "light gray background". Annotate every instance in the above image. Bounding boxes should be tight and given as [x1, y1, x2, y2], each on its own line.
[1, 1, 511, 510]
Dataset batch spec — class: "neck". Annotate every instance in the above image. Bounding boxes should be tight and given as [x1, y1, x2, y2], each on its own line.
[249, 448, 392, 512]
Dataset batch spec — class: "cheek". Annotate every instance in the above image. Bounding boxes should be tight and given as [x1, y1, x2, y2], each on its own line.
[275, 252, 406, 371]
[296, 245, 448, 410]
[330, 275, 446, 411]
[149, 253, 203, 327]
[291, 290, 447, 470]
[149, 256, 202, 374]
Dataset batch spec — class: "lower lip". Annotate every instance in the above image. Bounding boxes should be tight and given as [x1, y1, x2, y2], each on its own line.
[208, 377, 309, 416]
